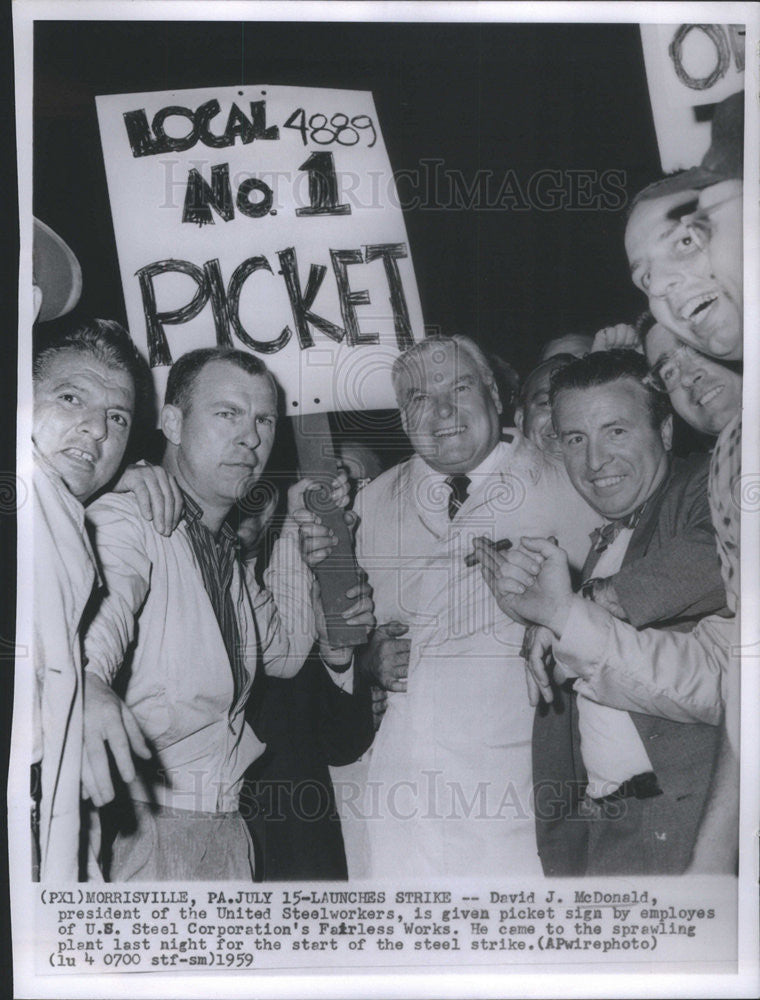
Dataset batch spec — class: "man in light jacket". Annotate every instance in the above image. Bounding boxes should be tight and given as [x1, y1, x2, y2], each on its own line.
[33, 316, 181, 881]
[82, 347, 371, 880]
[353, 335, 602, 876]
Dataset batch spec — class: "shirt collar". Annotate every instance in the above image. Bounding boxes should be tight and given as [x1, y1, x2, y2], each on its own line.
[181, 489, 239, 547]
[181, 489, 203, 527]
[414, 440, 503, 487]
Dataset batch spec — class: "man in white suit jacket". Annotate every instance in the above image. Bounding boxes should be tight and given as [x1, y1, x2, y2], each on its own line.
[352, 336, 600, 876]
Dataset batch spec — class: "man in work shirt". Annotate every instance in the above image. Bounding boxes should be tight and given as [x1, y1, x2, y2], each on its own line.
[83, 347, 371, 880]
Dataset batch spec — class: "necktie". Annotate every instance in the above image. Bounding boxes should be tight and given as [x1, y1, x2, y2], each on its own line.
[589, 519, 624, 554]
[446, 474, 471, 520]
[589, 500, 649, 554]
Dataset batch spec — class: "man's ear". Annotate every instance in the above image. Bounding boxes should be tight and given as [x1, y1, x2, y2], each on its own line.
[514, 406, 524, 433]
[660, 412, 674, 452]
[161, 404, 183, 446]
[488, 380, 503, 416]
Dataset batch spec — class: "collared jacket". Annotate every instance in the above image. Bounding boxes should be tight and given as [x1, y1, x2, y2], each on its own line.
[84, 493, 316, 814]
[534, 454, 728, 876]
[33, 451, 98, 881]
[557, 454, 728, 724]
[353, 433, 602, 877]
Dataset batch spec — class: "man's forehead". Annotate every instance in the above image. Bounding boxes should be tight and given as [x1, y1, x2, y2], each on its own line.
[400, 344, 477, 386]
[556, 378, 649, 419]
[645, 324, 680, 366]
[528, 371, 551, 394]
[194, 360, 275, 400]
[525, 360, 567, 401]
[39, 348, 134, 397]
[626, 188, 702, 246]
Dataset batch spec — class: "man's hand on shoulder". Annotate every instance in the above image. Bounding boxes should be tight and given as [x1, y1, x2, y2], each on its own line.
[112, 461, 183, 536]
[590, 323, 642, 354]
[82, 672, 152, 807]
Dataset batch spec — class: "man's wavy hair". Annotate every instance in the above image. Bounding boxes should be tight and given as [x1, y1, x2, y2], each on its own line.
[33, 318, 152, 430]
[549, 348, 672, 431]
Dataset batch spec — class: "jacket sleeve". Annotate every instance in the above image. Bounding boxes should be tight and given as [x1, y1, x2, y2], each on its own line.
[83, 498, 152, 685]
[314, 661, 375, 767]
[554, 596, 730, 725]
[254, 517, 317, 679]
[611, 460, 727, 627]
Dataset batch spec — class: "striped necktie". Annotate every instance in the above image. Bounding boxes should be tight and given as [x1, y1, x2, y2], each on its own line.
[446, 474, 471, 520]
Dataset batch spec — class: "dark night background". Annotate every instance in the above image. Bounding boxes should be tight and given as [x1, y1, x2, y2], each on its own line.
[0, 18, 713, 988]
[33, 20, 661, 382]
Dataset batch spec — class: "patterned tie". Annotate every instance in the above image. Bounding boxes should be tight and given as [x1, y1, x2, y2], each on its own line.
[589, 500, 650, 554]
[589, 519, 625, 554]
[446, 474, 471, 520]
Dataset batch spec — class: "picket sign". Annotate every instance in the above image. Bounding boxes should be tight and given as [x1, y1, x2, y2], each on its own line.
[640, 23, 745, 171]
[97, 84, 426, 643]
[96, 84, 425, 415]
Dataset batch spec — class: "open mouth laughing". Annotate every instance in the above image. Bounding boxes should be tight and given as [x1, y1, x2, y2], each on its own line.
[694, 383, 724, 408]
[678, 292, 719, 328]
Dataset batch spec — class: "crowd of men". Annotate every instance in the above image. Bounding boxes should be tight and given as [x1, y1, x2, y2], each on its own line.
[31, 92, 743, 881]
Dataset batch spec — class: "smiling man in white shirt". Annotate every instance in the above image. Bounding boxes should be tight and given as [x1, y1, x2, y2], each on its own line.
[352, 335, 600, 877]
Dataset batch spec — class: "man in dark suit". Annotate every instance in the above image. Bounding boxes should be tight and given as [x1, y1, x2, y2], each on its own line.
[474, 349, 728, 875]
[242, 658, 374, 881]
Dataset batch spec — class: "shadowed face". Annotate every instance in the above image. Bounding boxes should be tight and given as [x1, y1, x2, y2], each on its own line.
[625, 181, 743, 361]
[555, 378, 672, 519]
[396, 342, 502, 474]
[540, 334, 592, 361]
[645, 323, 742, 436]
[516, 359, 570, 458]
[33, 348, 135, 501]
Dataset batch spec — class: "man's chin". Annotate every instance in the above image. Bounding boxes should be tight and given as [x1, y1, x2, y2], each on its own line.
[52, 460, 98, 503]
[229, 470, 259, 500]
[665, 307, 742, 361]
[706, 324, 743, 361]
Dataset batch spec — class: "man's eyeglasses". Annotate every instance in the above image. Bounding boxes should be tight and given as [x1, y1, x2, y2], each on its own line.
[644, 343, 702, 393]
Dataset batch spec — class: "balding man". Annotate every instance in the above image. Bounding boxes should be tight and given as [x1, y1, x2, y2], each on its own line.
[352, 335, 600, 876]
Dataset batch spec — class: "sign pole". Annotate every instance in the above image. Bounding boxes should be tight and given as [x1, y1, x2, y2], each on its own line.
[293, 412, 368, 649]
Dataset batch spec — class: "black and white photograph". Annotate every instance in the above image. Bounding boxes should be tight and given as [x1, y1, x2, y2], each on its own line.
[9, 2, 760, 997]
